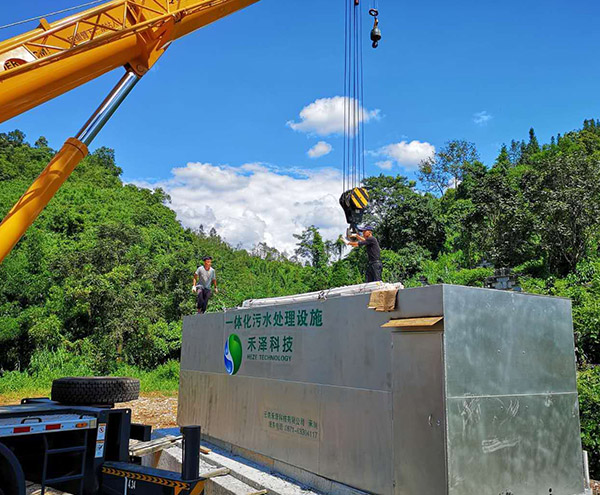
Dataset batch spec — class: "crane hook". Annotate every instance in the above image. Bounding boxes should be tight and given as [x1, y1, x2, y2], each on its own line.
[369, 9, 381, 49]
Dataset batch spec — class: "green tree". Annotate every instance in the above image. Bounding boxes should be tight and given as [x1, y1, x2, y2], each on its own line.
[507, 139, 523, 165]
[419, 140, 479, 193]
[294, 226, 329, 290]
[34, 136, 49, 148]
[363, 175, 445, 257]
[494, 145, 511, 169]
[455, 162, 537, 269]
[527, 127, 540, 154]
[524, 152, 600, 275]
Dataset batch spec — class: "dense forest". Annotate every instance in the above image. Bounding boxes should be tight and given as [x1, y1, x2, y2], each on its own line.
[2, 121, 600, 473]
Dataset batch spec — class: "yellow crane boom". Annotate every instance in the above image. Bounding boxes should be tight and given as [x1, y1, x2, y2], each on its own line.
[0, 0, 257, 123]
[0, 0, 259, 263]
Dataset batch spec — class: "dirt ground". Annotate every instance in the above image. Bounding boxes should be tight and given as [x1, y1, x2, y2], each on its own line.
[115, 394, 179, 429]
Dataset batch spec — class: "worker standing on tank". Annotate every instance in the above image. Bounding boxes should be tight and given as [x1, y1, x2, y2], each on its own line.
[348, 225, 382, 283]
[192, 256, 218, 314]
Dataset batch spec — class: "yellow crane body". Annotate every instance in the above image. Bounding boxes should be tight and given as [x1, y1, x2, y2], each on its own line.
[0, 0, 259, 263]
[0, 0, 258, 123]
[0, 139, 87, 262]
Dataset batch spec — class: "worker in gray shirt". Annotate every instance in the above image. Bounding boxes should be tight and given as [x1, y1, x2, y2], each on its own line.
[192, 256, 219, 314]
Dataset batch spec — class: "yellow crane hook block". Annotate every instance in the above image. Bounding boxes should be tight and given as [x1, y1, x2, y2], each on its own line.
[339, 186, 369, 236]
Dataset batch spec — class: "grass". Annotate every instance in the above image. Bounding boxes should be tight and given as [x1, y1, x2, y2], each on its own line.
[111, 360, 180, 395]
[0, 348, 180, 405]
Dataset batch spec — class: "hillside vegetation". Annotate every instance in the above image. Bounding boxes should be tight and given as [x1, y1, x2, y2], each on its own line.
[0, 131, 316, 393]
[2, 122, 600, 473]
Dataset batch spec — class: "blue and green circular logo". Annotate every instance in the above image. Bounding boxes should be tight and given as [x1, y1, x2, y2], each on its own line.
[224, 334, 243, 375]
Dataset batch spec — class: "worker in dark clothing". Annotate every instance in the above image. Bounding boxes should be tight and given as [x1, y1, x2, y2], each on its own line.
[348, 225, 382, 282]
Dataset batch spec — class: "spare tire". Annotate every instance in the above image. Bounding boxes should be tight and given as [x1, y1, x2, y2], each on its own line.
[51, 377, 140, 405]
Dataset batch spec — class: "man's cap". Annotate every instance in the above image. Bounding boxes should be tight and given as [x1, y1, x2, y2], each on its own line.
[359, 225, 375, 232]
[202, 256, 213, 261]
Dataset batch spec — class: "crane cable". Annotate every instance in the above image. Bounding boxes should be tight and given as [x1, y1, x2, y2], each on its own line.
[342, 0, 381, 194]
[338, 0, 381, 236]
[0, 0, 106, 30]
[342, 0, 366, 193]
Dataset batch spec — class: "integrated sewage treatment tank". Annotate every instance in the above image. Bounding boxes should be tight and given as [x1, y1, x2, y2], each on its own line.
[178, 284, 586, 495]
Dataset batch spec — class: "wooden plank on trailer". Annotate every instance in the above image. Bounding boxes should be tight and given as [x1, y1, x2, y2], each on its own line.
[129, 434, 182, 456]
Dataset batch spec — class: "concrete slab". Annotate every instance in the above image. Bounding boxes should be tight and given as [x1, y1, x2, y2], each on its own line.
[155, 440, 366, 495]
[156, 442, 292, 495]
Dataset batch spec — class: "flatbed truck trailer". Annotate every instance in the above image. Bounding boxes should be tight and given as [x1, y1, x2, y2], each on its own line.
[0, 383, 205, 495]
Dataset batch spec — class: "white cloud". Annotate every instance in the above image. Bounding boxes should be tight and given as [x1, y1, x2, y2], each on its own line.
[375, 140, 436, 171]
[130, 162, 347, 254]
[473, 110, 493, 126]
[307, 141, 333, 159]
[375, 160, 394, 170]
[287, 96, 380, 136]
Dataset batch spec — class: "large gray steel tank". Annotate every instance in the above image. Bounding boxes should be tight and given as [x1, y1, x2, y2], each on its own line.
[178, 284, 586, 495]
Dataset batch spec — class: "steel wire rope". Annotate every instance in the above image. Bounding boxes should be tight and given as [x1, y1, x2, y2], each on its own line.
[353, 2, 358, 188]
[343, 0, 369, 191]
[343, 0, 349, 192]
[343, 0, 349, 193]
[345, 0, 350, 191]
[359, 3, 366, 184]
[354, 0, 360, 189]
[352, 0, 357, 189]
[0, 0, 106, 30]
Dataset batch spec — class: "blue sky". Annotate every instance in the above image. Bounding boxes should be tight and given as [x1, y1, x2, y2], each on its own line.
[2, 0, 600, 250]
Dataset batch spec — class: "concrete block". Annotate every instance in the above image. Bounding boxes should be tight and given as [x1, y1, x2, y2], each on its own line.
[156, 443, 259, 495]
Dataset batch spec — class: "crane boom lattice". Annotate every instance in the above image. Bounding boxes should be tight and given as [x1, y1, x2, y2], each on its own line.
[0, 0, 258, 124]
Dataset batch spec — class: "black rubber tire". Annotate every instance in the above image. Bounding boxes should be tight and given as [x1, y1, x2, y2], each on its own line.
[0, 442, 25, 495]
[51, 377, 140, 405]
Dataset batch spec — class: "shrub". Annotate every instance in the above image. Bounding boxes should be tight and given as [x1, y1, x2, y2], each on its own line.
[578, 366, 600, 478]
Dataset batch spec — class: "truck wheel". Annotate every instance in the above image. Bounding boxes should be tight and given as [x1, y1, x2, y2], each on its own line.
[0, 442, 25, 495]
[51, 377, 140, 405]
